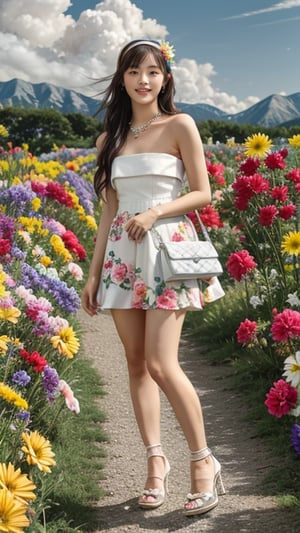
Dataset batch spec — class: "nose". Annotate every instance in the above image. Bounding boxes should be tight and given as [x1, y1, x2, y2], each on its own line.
[138, 73, 148, 85]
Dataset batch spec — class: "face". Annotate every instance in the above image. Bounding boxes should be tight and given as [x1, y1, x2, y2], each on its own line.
[123, 53, 165, 104]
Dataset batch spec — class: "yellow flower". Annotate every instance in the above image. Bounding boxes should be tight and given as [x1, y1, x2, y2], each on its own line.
[0, 489, 29, 533]
[0, 336, 10, 356]
[18, 216, 48, 236]
[243, 133, 273, 158]
[0, 285, 7, 299]
[21, 143, 29, 153]
[21, 431, 56, 473]
[51, 326, 80, 359]
[288, 134, 300, 148]
[50, 234, 72, 262]
[0, 124, 9, 137]
[281, 231, 300, 256]
[81, 215, 97, 230]
[0, 463, 36, 504]
[0, 382, 28, 410]
[0, 307, 21, 324]
[31, 197, 41, 212]
[40, 256, 52, 267]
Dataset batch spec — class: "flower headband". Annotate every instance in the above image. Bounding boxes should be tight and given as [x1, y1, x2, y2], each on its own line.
[123, 39, 175, 72]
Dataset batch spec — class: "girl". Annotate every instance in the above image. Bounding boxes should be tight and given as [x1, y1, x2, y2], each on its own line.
[81, 38, 225, 516]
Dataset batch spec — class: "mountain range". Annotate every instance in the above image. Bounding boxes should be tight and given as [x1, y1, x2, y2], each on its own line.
[0, 78, 300, 128]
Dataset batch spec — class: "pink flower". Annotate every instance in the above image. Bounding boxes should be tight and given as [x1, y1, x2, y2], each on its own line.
[199, 205, 223, 228]
[264, 152, 286, 170]
[236, 319, 257, 344]
[59, 379, 80, 414]
[271, 309, 300, 342]
[111, 262, 127, 283]
[278, 204, 296, 220]
[265, 379, 298, 418]
[68, 262, 83, 281]
[132, 280, 147, 307]
[156, 289, 178, 309]
[171, 232, 184, 242]
[258, 205, 278, 226]
[226, 250, 257, 281]
[248, 173, 270, 194]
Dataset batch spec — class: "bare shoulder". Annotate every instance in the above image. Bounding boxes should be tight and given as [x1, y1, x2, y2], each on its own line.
[96, 132, 107, 152]
[167, 113, 197, 128]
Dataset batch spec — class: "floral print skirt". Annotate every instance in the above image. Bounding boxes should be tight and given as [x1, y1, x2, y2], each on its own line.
[97, 211, 224, 311]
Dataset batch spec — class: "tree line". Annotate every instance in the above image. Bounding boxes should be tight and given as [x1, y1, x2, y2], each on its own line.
[0, 107, 299, 154]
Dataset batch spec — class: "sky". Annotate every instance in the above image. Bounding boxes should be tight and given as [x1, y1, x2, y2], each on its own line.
[0, 0, 299, 114]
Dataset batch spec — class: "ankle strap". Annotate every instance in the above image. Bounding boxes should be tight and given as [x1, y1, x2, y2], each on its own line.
[146, 443, 163, 459]
[190, 447, 211, 462]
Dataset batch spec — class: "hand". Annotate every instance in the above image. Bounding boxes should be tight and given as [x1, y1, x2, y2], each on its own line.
[125, 208, 158, 243]
[81, 279, 99, 317]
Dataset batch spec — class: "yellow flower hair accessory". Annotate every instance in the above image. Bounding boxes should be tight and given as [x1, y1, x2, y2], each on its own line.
[160, 41, 175, 71]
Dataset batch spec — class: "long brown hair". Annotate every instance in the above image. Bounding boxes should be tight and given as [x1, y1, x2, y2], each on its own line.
[94, 40, 179, 198]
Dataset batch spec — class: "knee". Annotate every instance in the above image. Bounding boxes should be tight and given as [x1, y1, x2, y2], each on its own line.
[126, 348, 147, 379]
[146, 360, 168, 387]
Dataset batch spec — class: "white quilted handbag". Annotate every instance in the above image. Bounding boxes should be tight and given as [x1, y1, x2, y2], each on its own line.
[152, 211, 223, 281]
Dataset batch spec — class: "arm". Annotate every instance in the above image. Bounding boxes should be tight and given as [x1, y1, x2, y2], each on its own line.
[125, 114, 211, 241]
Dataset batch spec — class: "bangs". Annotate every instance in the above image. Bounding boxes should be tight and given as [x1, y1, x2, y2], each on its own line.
[120, 45, 165, 71]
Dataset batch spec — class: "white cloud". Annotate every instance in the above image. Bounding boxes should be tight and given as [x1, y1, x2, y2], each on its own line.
[224, 0, 300, 19]
[0, 0, 259, 113]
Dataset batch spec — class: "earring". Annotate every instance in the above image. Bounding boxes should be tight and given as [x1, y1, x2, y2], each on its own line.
[161, 86, 165, 94]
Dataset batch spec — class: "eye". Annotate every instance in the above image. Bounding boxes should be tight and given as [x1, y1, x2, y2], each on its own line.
[127, 69, 138, 75]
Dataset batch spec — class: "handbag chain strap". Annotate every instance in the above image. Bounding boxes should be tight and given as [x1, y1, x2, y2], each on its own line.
[151, 209, 211, 248]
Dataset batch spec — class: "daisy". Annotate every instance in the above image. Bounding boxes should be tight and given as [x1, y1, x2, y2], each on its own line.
[0, 489, 29, 533]
[288, 134, 300, 148]
[0, 463, 36, 503]
[243, 133, 272, 158]
[21, 431, 56, 473]
[50, 326, 80, 359]
[283, 351, 300, 388]
[281, 231, 300, 256]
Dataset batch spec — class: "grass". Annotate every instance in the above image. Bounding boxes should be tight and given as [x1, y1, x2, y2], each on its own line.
[35, 355, 108, 532]
[184, 286, 300, 516]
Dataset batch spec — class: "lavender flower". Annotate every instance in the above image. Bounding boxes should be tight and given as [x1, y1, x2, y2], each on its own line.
[12, 370, 31, 387]
[0, 185, 36, 216]
[42, 365, 60, 402]
[0, 213, 15, 239]
[21, 262, 81, 313]
[291, 424, 300, 455]
[59, 170, 96, 215]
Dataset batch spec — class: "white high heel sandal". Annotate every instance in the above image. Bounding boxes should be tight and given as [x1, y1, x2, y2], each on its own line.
[184, 447, 225, 516]
[138, 443, 170, 510]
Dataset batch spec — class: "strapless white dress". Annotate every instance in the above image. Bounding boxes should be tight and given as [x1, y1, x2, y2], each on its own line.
[97, 153, 224, 310]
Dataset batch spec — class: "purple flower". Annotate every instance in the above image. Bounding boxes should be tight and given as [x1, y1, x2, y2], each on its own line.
[0, 214, 15, 240]
[0, 185, 36, 215]
[12, 370, 31, 387]
[42, 365, 60, 401]
[59, 171, 96, 215]
[291, 424, 300, 455]
[16, 410, 31, 423]
[21, 262, 81, 313]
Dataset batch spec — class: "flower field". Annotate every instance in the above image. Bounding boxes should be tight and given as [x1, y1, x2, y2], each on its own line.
[0, 127, 300, 530]
[0, 137, 98, 531]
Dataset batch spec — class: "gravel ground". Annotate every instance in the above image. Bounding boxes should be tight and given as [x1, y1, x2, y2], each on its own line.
[79, 309, 296, 533]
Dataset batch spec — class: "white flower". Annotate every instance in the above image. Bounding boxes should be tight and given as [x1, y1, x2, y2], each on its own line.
[249, 295, 263, 308]
[286, 292, 300, 307]
[283, 351, 300, 388]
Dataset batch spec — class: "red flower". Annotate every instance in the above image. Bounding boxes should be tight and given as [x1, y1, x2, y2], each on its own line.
[271, 309, 300, 342]
[258, 205, 278, 226]
[226, 250, 257, 281]
[199, 205, 223, 228]
[236, 319, 257, 344]
[19, 348, 48, 372]
[239, 157, 260, 176]
[279, 148, 288, 159]
[45, 182, 74, 208]
[271, 185, 288, 202]
[264, 152, 286, 170]
[248, 173, 270, 194]
[286, 169, 300, 183]
[265, 379, 298, 418]
[278, 204, 296, 220]
[0, 239, 11, 256]
[61, 230, 87, 261]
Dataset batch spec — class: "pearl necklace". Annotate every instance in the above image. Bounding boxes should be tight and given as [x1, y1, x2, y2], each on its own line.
[129, 112, 162, 139]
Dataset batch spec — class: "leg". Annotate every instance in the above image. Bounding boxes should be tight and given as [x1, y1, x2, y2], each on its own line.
[111, 309, 167, 506]
[144, 309, 216, 497]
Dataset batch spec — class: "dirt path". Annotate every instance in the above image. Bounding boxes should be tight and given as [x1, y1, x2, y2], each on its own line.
[79, 309, 295, 533]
